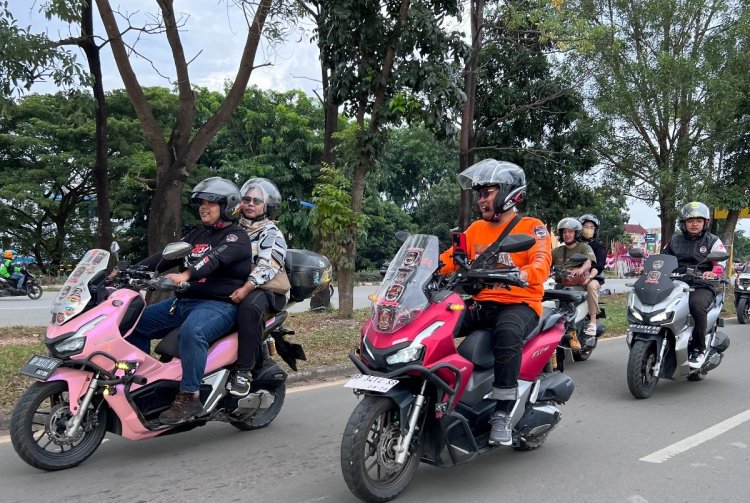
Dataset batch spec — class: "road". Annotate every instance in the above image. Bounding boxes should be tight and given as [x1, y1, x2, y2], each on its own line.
[0, 280, 634, 328]
[1, 318, 747, 502]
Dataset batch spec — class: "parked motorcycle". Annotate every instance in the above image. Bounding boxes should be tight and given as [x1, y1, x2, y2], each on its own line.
[0, 269, 43, 300]
[545, 261, 606, 365]
[10, 242, 331, 471]
[625, 250, 730, 399]
[734, 267, 750, 324]
[340, 233, 573, 502]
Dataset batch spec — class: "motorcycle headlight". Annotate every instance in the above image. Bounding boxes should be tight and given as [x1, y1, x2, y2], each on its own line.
[628, 307, 643, 322]
[386, 344, 424, 365]
[649, 311, 673, 324]
[51, 315, 106, 357]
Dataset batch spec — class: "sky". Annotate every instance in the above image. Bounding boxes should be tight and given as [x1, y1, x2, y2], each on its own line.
[9, 0, 749, 235]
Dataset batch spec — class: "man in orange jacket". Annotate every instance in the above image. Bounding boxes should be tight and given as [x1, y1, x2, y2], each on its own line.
[439, 159, 551, 446]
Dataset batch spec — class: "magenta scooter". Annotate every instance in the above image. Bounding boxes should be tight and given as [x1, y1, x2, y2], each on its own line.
[10, 241, 330, 471]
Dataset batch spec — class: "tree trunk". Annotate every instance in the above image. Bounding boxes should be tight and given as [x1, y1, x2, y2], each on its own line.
[80, 2, 112, 251]
[458, 0, 483, 231]
[721, 209, 739, 272]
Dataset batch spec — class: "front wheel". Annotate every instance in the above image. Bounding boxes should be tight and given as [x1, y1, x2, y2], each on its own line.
[627, 339, 660, 399]
[341, 396, 422, 503]
[26, 282, 43, 300]
[737, 298, 749, 325]
[10, 381, 107, 470]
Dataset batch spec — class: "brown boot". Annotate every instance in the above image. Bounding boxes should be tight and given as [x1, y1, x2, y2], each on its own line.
[568, 329, 581, 351]
[159, 391, 203, 424]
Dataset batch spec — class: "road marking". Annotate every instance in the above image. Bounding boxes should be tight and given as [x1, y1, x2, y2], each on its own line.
[0, 436, 9, 444]
[288, 379, 349, 393]
[0, 307, 49, 310]
[640, 410, 750, 463]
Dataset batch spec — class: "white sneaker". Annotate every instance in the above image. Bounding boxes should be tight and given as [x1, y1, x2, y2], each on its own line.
[688, 351, 705, 369]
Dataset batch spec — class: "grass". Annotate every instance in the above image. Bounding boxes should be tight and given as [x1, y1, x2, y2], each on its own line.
[0, 290, 738, 417]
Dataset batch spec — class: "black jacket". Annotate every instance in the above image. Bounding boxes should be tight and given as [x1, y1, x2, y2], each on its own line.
[580, 238, 606, 284]
[137, 224, 252, 301]
[663, 231, 726, 290]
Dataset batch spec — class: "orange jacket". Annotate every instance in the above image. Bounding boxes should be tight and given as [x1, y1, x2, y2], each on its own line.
[439, 216, 552, 316]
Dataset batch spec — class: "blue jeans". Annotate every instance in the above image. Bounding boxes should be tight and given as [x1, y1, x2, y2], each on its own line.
[10, 272, 24, 289]
[128, 298, 237, 392]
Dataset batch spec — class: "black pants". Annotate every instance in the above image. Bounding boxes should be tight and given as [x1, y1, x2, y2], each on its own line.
[461, 301, 539, 390]
[236, 289, 286, 373]
[689, 287, 714, 353]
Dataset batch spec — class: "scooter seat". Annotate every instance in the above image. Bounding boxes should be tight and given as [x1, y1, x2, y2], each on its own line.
[543, 289, 586, 305]
[154, 324, 237, 358]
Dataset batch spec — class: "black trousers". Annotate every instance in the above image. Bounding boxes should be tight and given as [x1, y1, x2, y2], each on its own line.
[461, 301, 539, 390]
[236, 289, 286, 373]
[689, 287, 714, 353]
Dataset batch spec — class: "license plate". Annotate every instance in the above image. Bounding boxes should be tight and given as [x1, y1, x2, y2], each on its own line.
[344, 375, 399, 393]
[20, 355, 62, 381]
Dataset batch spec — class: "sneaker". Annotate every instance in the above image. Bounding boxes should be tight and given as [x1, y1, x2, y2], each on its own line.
[489, 411, 513, 446]
[567, 330, 581, 351]
[584, 323, 597, 337]
[228, 370, 252, 397]
[688, 350, 705, 369]
[159, 391, 203, 424]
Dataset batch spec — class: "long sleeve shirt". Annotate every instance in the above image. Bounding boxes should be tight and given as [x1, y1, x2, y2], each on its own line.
[439, 216, 552, 317]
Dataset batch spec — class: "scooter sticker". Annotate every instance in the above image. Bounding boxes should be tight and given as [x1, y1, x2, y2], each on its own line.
[376, 307, 395, 331]
[652, 260, 664, 270]
[395, 269, 413, 283]
[384, 283, 404, 302]
[645, 271, 661, 284]
[402, 248, 423, 267]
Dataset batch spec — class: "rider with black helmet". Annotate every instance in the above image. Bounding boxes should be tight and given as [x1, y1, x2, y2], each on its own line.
[128, 177, 252, 424]
[663, 202, 727, 367]
[440, 159, 552, 446]
[226, 177, 290, 397]
[578, 214, 607, 338]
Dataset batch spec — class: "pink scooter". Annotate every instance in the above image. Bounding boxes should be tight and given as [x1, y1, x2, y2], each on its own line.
[10, 242, 330, 471]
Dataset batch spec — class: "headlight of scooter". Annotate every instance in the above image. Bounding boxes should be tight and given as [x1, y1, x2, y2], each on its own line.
[386, 344, 424, 365]
[627, 307, 643, 322]
[50, 315, 106, 357]
[649, 310, 674, 324]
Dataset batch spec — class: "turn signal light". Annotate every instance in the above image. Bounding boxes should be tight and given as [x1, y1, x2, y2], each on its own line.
[368, 295, 379, 302]
[447, 304, 465, 311]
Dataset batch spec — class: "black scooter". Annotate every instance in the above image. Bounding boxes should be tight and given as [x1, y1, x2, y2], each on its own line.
[0, 269, 43, 300]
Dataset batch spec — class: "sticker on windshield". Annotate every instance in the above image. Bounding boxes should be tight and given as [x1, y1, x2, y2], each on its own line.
[384, 284, 404, 302]
[377, 307, 395, 332]
[402, 248, 423, 267]
[645, 271, 661, 284]
[652, 260, 663, 270]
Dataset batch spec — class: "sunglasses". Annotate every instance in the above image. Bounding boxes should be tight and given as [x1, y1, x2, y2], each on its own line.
[475, 187, 498, 199]
[242, 197, 264, 205]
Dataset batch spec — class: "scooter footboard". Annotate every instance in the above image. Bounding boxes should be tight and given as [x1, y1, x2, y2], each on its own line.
[421, 411, 478, 468]
[536, 372, 574, 403]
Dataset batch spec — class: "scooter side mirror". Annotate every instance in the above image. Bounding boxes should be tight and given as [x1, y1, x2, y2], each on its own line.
[707, 251, 729, 263]
[162, 241, 193, 260]
[629, 248, 644, 258]
[567, 253, 589, 265]
[497, 234, 535, 253]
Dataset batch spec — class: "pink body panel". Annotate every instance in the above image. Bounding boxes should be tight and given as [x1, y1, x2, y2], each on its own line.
[518, 319, 565, 380]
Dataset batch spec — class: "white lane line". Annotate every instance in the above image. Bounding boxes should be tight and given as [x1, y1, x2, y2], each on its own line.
[640, 410, 750, 463]
[288, 379, 349, 394]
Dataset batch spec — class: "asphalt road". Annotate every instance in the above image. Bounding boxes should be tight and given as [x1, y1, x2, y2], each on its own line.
[0, 280, 634, 328]
[1, 319, 747, 502]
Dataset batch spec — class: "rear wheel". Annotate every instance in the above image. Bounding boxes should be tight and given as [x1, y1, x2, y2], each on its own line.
[737, 298, 749, 325]
[341, 396, 422, 503]
[627, 339, 660, 399]
[230, 384, 286, 431]
[26, 283, 43, 300]
[10, 381, 107, 470]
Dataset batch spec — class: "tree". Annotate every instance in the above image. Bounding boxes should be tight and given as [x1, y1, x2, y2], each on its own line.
[569, 0, 745, 244]
[94, 0, 277, 254]
[316, 0, 466, 317]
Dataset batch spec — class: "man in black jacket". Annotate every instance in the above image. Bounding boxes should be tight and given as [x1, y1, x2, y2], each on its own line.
[127, 177, 252, 424]
[663, 202, 727, 368]
[578, 214, 606, 340]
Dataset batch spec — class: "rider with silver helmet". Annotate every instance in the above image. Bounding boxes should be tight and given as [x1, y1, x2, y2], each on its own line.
[440, 159, 552, 446]
[551, 217, 596, 350]
[663, 201, 727, 367]
[225, 177, 290, 396]
[578, 214, 607, 338]
[128, 177, 252, 424]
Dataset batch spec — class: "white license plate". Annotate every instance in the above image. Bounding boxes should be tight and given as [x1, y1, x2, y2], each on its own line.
[344, 375, 399, 393]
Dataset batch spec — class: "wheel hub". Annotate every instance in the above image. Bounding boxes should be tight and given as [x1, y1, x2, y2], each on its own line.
[45, 402, 84, 446]
[375, 421, 402, 473]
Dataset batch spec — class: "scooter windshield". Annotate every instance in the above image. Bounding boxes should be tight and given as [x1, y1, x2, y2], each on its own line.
[633, 254, 679, 306]
[371, 234, 439, 333]
[50, 249, 110, 325]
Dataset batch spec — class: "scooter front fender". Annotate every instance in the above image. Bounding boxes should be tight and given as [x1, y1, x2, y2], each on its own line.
[47, 367, 95, 416]
[362, 384, 416, 435]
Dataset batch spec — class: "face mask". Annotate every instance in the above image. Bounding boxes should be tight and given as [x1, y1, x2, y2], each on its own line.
[581, 228, 595, 239]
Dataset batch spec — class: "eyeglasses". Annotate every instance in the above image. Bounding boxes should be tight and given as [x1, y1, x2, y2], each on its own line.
[475, 187, 498, 199]
[242, 197, 264, 205]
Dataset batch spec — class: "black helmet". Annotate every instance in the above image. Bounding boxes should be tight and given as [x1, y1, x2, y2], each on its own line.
[557, 217, 582, 242]
[457, 159, 526, 217]
[578, 213, 600, 239]
[239, 177, 282, 220]
[190, 177, 242, 225]
[678, 201, 710, 236]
